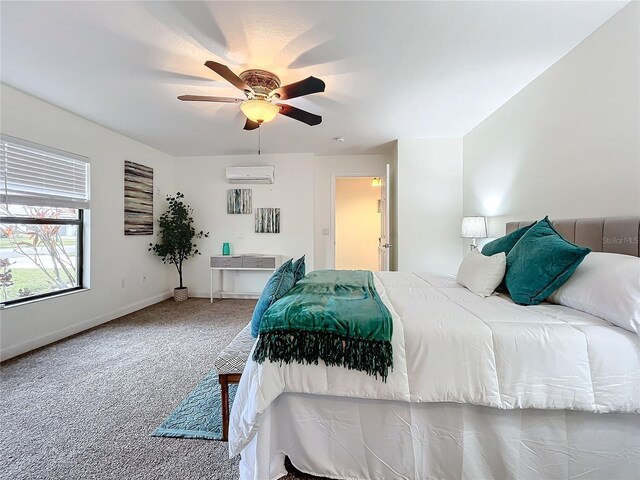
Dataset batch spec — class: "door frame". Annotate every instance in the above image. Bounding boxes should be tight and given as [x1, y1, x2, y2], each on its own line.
[330, 172, 386, 269]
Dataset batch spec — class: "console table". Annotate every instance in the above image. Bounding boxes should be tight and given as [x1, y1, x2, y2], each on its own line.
[209, 254, 288, 302]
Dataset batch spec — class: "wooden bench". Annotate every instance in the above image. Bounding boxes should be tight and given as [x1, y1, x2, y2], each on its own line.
[214, 322, 255, 441]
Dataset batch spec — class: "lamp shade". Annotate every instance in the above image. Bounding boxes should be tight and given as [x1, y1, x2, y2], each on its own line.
[240, 99, 280, 123]
[461, 216, 488, 238]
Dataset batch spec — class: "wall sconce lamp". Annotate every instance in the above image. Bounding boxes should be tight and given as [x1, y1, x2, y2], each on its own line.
[461, 216, 488, 251]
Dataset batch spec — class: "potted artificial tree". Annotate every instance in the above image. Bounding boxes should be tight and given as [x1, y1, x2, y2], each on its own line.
[149, 192, 209, 302]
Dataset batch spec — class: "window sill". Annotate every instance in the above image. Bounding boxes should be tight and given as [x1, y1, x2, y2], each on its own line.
[0, 288, 90, 310]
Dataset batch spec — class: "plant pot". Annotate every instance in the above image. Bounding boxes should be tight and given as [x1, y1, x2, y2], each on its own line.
[174, 287, 188, 302]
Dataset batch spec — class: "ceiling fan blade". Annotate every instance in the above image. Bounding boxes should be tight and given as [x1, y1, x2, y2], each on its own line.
[243, 119, 260, 131]
[277, 104, 322, 126]
[178, 95, 243, 103]
[272, 76, 325, 100]
[204, 61, 253, 92]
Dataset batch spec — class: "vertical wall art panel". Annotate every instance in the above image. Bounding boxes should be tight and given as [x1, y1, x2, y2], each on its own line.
[255, 208, 280, 233]
[124, 160, 154, 235]
[227, 189, 252, 214]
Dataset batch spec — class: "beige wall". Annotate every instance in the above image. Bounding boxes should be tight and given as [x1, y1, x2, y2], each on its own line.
[463, 3, 640, 239]
[335, 178, 381, 271]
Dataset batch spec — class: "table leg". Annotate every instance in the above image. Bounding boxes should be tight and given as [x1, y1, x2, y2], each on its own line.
[219, 374, 229, 441]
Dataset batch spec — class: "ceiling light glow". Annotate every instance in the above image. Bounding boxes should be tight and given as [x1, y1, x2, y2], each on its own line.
[240, 99, 279, 123]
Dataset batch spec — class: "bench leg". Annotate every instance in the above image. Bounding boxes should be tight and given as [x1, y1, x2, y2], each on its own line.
[219, 374, 230, 441]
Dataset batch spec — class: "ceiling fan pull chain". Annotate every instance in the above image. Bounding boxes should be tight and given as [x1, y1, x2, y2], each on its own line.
[258, 125, 261, 156]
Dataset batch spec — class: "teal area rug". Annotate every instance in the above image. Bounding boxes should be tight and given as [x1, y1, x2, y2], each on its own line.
[151, 368, 237, 441]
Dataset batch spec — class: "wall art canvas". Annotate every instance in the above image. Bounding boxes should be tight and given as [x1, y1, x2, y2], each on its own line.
[124, 160, 154, 235]
[227, 189, 252, 214]
[255, 208, 280, 233]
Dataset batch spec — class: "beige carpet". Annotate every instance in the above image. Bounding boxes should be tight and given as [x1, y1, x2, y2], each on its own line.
[0, 298, 314, 480]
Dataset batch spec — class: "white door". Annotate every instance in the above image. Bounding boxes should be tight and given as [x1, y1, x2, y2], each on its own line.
[378, 164, 391, 271]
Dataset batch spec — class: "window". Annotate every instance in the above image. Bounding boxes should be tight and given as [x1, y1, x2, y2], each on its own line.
[0, 135, 89, 305]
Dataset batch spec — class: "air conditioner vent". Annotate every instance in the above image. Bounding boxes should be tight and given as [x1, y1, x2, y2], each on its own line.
[225, 166, 275, 184]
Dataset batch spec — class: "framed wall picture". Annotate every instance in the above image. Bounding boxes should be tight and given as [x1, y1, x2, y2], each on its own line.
[227, 189, 252, 214]
[255, 208, 280, 233]
[124, 160, 154, 235]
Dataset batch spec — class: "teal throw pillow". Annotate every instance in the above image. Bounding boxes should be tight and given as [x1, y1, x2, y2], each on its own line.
[251, 259, 295, 337]
[482, 222, 535, 257]
[505, 216, 591, 305]
[293, 255, 306, 283]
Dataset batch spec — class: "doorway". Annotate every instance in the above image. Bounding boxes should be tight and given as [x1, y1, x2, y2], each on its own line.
[333, 173, 389, 271]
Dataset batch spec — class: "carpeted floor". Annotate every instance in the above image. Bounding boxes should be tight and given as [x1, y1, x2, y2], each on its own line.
[0, 298, 308, 480]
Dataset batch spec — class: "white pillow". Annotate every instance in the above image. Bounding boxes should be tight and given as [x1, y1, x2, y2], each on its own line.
[547, 252, 640, 335]
[456, 249, 506, 297]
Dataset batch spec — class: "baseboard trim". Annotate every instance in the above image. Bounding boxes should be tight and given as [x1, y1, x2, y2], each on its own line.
[189, 291, 260, 300]
[0, 291, 173, 362]
[187, 291, 212, 299]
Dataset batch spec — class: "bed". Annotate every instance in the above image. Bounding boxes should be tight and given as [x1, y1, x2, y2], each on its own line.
[229, 217, 640, 480]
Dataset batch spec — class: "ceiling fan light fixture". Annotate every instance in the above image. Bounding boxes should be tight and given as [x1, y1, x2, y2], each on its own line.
[180, 61, 324, 129]
[240, 99, 279, 124]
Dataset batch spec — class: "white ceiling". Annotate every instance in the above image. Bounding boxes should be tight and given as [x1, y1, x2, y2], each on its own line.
[0, 1, 627, 156]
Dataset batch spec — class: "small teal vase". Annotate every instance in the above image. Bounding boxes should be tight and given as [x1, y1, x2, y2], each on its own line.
[222, 243, 230, 255]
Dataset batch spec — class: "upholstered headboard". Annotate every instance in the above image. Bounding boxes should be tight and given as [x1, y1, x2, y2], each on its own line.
[506, 217, 640, 257]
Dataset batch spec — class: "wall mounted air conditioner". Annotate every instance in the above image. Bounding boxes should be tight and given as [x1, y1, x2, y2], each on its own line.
[225, 166, 275, 184]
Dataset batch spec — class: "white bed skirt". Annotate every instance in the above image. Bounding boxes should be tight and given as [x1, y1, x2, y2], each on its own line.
[238, 393, 640, 480]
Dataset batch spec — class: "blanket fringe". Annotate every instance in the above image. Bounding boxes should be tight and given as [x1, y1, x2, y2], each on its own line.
[252, 330, 393, 381]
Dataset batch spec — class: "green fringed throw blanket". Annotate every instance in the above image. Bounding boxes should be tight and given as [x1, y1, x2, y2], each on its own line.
[252, 270, 393, 381]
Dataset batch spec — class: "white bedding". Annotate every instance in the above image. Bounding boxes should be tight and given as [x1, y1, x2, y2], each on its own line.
[239, 394, 640, 480]
[230, 272, 640, 459]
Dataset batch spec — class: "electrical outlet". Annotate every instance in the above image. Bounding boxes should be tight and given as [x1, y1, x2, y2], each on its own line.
[322, 228, 330, 236]
[120, 278, 125, 288]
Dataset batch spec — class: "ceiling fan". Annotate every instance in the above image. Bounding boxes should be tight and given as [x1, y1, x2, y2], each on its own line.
[178, 61, 325, 130]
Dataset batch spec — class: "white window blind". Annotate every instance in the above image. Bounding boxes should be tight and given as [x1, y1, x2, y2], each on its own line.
[0, 134, 89, 209]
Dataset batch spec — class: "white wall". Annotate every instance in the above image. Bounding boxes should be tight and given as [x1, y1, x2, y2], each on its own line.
[0, 84, 175, 361]
[0, 95, 393, 358]
[173, 154, 314, 297]
[463, 2, 640, 237]
[397, 138, 463, 274]
[313, 154, 389, 270]
[8, 4, 634, 360]
[174, 153, 393, 295]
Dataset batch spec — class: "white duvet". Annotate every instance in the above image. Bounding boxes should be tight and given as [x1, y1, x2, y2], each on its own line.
[229, 272, 640, 457]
